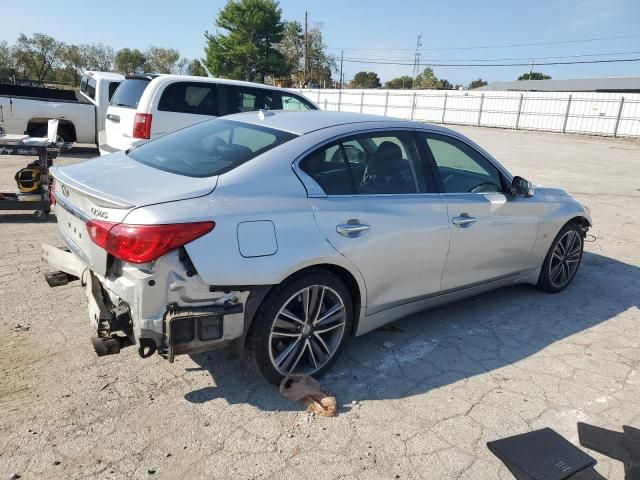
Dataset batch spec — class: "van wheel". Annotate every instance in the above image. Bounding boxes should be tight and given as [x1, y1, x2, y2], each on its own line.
[245, 271, 353, 385]
[538, 222, 584, 293]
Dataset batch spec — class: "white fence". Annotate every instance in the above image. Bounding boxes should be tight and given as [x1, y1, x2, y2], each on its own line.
[292, 88, 640, 138]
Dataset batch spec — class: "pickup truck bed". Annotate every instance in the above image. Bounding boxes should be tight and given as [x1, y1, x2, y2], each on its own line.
[0, 72, 123, 146]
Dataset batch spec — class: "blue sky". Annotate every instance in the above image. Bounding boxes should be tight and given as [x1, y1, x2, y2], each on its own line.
[2, 0, 639, 85]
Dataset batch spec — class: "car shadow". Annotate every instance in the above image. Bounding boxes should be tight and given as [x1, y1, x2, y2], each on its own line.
[184, 251, 639, 411]
[0, 212, 58, 223]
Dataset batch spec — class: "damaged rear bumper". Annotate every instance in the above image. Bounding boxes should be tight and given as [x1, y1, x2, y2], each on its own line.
[41, 243, 249, 360]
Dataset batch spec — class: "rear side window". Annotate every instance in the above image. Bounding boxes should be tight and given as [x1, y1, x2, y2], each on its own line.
[158, 82, 218, 116]
[110, 78, 150, 108]
[281, 93, 314, 111]
[127, 119, 296, 177]
[226, 86, 275, 114]
[80, 76, 97, 99]
[300, 132, 427, 195]
[108, 82, 120, 101]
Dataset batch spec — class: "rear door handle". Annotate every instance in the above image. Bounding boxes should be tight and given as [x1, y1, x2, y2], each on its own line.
[106, 114, 120, 123]
[452, 214, 477, 228]
[336, 220, 371, 238]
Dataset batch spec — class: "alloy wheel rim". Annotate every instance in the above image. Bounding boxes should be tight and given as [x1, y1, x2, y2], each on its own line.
[268, 285, 346, 376]
[549, 230, 582, 288]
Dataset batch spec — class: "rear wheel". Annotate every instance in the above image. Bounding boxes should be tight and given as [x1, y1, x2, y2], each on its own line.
[245, 271, 353, 385]
[538, 222, 584, 293]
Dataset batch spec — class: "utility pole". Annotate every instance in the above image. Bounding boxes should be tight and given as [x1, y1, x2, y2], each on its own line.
[529, 59, 535, 75]
[304, 11, 309, 83]
[413, 34, 422, 80]
[339, 50, 343, 89]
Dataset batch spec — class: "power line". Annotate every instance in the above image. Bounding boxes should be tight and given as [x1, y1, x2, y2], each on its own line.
[340, 57, 640, 67]
[342, 50, 640, 63]
[328, 34, 640, 52]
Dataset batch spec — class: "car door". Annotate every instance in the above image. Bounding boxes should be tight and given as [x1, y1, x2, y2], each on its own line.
[299, 130, 450, 315]
[419, 132, 540, 291]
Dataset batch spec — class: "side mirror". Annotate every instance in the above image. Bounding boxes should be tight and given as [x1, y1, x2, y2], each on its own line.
[511, 176, 534, 197]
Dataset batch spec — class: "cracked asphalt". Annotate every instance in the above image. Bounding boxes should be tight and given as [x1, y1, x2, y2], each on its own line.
[0, 127, 638, 479]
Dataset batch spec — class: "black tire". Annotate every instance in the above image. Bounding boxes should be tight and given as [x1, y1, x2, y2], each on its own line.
[538, 222, 584, 293]
[245, 270, 353, 385]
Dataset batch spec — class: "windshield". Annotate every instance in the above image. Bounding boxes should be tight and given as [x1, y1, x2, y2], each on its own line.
[127, 119, 297, 177]
[110, 78, 150, 108]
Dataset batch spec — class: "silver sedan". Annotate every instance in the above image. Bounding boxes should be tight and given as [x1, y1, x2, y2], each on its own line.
[43, 111, 591, 384]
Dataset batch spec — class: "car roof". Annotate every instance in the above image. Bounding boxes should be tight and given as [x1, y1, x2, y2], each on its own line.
[223, 110, 418, 135]
[148, 75, 299, 92]
[84, 71, 124, 81]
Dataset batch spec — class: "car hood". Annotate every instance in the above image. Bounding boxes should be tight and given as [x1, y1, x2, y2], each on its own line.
[54, 150, 218, 208]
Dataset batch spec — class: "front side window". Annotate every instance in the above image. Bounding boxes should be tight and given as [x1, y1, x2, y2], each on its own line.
[226, 86, 275, 114]
[423, 133, 504, 194]
[127, 119, 296, 177]
[281, 94, 314, 111]
[300, 132, 426, 195]
[158, 82, 218, 116]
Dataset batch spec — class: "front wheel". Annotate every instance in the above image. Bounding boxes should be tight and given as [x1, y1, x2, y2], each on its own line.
[538, 223, 584, 293]
[245, 271, 353, 385]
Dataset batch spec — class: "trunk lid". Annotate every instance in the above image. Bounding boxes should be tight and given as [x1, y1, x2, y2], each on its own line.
[51, 152, 217, 275]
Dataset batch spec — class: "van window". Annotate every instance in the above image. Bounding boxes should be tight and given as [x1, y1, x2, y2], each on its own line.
[110, 78, 150, 108]
[127, 119, 296, 178]
[281, 94, 314, 111]
[158, 82, 218, 116]
[80, 76, 97, 100]
[226, 86, 275, 114]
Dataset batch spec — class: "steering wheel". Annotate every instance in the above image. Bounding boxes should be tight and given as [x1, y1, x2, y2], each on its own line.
[470, 182, 499, 194]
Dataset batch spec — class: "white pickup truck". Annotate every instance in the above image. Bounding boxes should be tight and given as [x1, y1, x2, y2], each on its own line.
[0, 71, 123, 145]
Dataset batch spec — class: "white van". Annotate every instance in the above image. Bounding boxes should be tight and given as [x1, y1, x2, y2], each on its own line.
[99, 75, 317, 155]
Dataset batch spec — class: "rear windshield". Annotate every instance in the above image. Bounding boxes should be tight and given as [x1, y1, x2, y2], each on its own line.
[110, 78, 150, 108]
[127, 119, 297, 177]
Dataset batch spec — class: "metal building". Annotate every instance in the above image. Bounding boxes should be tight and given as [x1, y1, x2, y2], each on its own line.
[475, 77, 640, 93]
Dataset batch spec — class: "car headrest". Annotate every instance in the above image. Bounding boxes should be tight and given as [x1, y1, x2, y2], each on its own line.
[368, 141, 404, 175]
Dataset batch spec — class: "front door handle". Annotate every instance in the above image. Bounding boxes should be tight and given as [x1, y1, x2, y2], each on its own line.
[452, 214, 477, 228]
[336, 220, 371, 238]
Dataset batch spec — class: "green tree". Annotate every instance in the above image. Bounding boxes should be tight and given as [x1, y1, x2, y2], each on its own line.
[384, 76, 414, 89]
[278, 20, 303, 80]
[468, 78, 488, 89]
[59, 44, 85, 85]
[83, 43, 115, 71]
[114, 48, 146, 74]
[0, 40, 14, 78]
[413, 67, 454, 89]
[277, 21, 335, 86]
[350, 71, 381, 88]
[187, 59, 208, 76]
[518, 71, 551, 80]
[12, 33, 62, 81]
[413, 67, 439, 89]
[204, 0, 289, 82]
[145, 46, 180, 74]
[438, 79, 454, 90]
[306, 26, 335, 86]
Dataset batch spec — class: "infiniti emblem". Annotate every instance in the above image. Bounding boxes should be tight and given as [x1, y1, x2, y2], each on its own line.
[61, 184, 70, 197]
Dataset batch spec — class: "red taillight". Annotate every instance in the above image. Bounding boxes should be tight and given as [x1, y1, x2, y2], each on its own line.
[86, 220, 214, 264]
[132, 113, 152, 139]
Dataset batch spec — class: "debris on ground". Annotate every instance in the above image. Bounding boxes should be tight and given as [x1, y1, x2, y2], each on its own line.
[279, 375, 337, 417]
